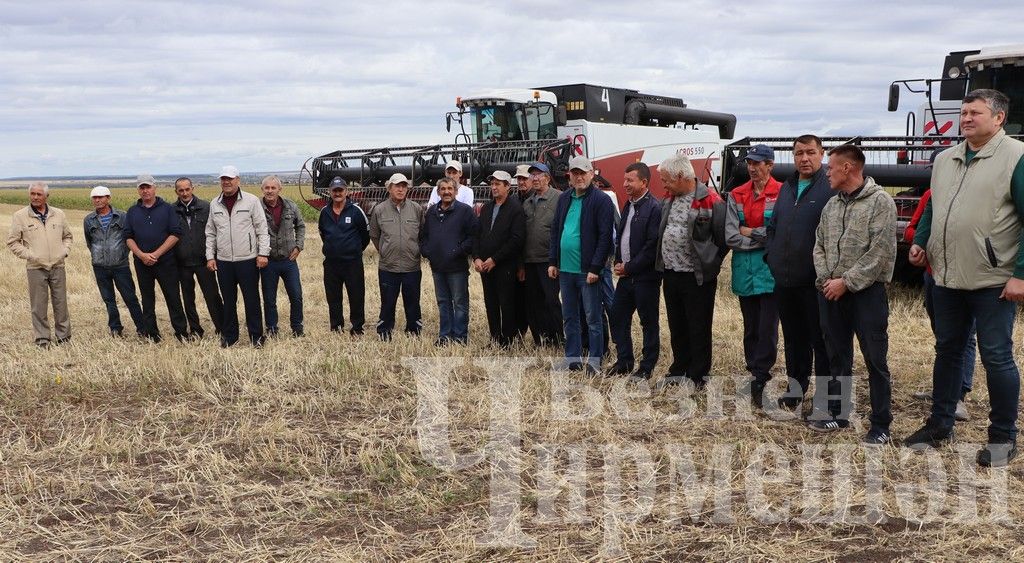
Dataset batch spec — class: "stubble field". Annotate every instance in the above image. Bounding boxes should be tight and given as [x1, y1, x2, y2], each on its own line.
[1, 190, 1023, 561]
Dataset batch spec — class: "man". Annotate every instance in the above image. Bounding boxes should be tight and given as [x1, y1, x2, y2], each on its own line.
[512, 163, 534, 339]
[205, 165, 271, 348]
[475, 170, 526, 347]
[655, 154, 727, 388]
[259, 175, 306, 337]
[369, 172, 424, 340]
[811, 145, 896, 444]
[521, 162, 564, 347]
[765, 134, 836, 410]
[319, 176, 370, 335]
[549, 156, 615, 373]
[725, 145, 782, 408]
[6, 182, 73, 347]
[608, 162, 662, 381]
[420, 177, 477, 345]
[173, 177, 223, 338]
[906, 89, 1024, 467]
[125, 174, 189, 343]
[84, 185, 144, 338]
[426, 160, 476, 207]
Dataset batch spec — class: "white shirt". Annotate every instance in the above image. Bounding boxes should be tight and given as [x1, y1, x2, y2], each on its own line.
[427, 184, 475, 207]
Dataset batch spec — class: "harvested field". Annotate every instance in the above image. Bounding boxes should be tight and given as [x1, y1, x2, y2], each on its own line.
[1, 198, 1022, 561]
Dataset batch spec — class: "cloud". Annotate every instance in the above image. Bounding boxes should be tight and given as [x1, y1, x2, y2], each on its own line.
[0, 0, 1021, 176]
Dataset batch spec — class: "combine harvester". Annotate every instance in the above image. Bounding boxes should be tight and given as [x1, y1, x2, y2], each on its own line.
[721, 45, 1024, 282]
[299, 84, 736, 210]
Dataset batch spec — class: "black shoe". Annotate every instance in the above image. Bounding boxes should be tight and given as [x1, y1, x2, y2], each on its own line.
[977, 441, 1018, 467]
[567, 362, 584, 372]
[220, 338, 235, 349]
[807, 419, 850, 432]
[451, 337, 468, 346]
[605, 362, 634, 376]
[111, 329, 124, 338]
[252, 335, 267, 348]
[55, 337, 71, 345]
[862, 428, 892, 446]
[433, 337, 450, 348]
[175, 333, 190, 343]
[749, 379, 767, 409]
[35, 340, 51, 349]
[266, 328, 279, 338]
[777, 396, 803, 411]
[627, 369, 652, 385]
[378, 331, 392, 342]
[292, 330, 304, 338]
[583, 363, 599, 377]
[350, 328, 364, 337]
[190, 330, 205, 340]
[903, 420, 955, 450]
[655, 374, 687, 389]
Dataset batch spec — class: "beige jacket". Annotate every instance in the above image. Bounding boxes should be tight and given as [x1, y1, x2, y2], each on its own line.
[927, 129, 1024, 290]
[7, 205, 73, 270]
[369, 199, 423, 273]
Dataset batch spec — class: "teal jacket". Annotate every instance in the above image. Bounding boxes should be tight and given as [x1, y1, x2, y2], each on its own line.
[725, 180, 779, 296]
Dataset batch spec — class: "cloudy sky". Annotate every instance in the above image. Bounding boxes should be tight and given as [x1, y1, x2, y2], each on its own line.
[1, 0, 1020, 177]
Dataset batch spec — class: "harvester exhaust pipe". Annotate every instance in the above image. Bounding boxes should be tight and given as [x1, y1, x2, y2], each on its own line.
[624, 99, 737, 140]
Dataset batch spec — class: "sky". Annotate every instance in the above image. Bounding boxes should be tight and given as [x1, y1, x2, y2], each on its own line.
[1, 0, 1021, 178]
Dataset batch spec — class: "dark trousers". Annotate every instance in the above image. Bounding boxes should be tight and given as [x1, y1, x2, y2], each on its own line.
[178, 262, 223, 336]
[610, 276, 661, 373]
[134, 257, 188, 340]
[930, 285, 1020, 442]
[515, 273, 529, 339]
[523, 262, 564, 346]
[261, 259, 304, 334]
[739, 292, 779, 382]
[93, 264, 144, 334]
[662, 271, 716, 380]
[324, 258, 365, 332]
[377, 269, 422, 337]
[814, 283, 893, 431]
[776, 284, 830, 397]
[482, 261, 518, 346]
[216, 258, 264, 345]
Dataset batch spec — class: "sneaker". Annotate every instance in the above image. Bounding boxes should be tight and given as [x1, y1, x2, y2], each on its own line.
[912, 390, 932, 400]
[903, 420, 954, 450]
[605, 362, 634, 376]
[977, 441, 1018, 467]
[862, 428, 892, 446]
[955, 400, 970, 422]
[807, 419, 850, 432]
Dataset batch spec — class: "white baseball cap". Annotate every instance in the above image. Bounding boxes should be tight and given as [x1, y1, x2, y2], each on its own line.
[219, 165, 240, 179]
[386, 172, 410, 187]
[488, 170, 513, 183]
[568, 156, 594, 172]
[90, 186, 111, 197]
[444, 160, 463, 172]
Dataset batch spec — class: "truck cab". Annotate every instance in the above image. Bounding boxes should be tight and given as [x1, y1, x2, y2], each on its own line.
[452, 89, 560, 143]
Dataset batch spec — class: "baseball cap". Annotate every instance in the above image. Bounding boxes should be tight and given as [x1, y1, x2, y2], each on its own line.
[488, 170, 512, 183]
[745, 144, 775, 162]
[445, 160, 463, 173]
[568, 156, 594, 172]
[136, 174, 156, 187]
[90, 186, 111, 197]
[329, 176, 347, 190]
[528, 162, 550, 175]
[514, 164, 532, 179]
[386, 173, 410, 187]
[219, 165, 240, 179]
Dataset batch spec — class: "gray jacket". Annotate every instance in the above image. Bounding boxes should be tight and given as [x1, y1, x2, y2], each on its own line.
[654, 181, 728, 285]
[813, 177, 896, 292]
[205, 190, 271, 262]
[261, 197, 306, 261]
[84, 207, 130, 268]
[369, 199, 423, 273]
[522, 187, 562, 264]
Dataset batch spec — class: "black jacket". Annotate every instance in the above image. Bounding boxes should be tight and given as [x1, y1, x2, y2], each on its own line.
[420, 200, 477, 273]
[319, 200, 370, 261]
[614, 191, 662, 281]
[765, 165, 836, 287]
[473, 196, 525, 266]
[549, 184, 615, 274]
[173, 197, 212, 266]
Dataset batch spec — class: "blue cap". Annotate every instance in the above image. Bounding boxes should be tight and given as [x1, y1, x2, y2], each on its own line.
[745, 144, 775, 162]
[528, 162, 551, 175]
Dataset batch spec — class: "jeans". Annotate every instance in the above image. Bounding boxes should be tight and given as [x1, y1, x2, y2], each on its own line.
[432, 270, 470, 342]
[377, 269, 422, 337]
[930, 284, 1020, 442]
[217, 258, 264, 345]
[93, 264, 144, 334]
[814, 283, 893, 432]
[580, 267, 613, 355]
[324, 258, 365, 332]
[923, 271, 976, 396]
[776, 284, 831, 397]
[261, 259, 304, 334]
[560, 272, 604, 368]
[179, 262, 223, 336]
[134, 257, 188, 340]
[609, 276, 661, 373]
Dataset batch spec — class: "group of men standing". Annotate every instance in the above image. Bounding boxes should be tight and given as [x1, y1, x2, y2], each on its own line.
[6, 89, 1022, 467]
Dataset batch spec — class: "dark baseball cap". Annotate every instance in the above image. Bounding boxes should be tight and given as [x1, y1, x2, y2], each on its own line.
[528, 162, 550, 175]
[329, 176, 347, 190]
[745, 144, 775, 162]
